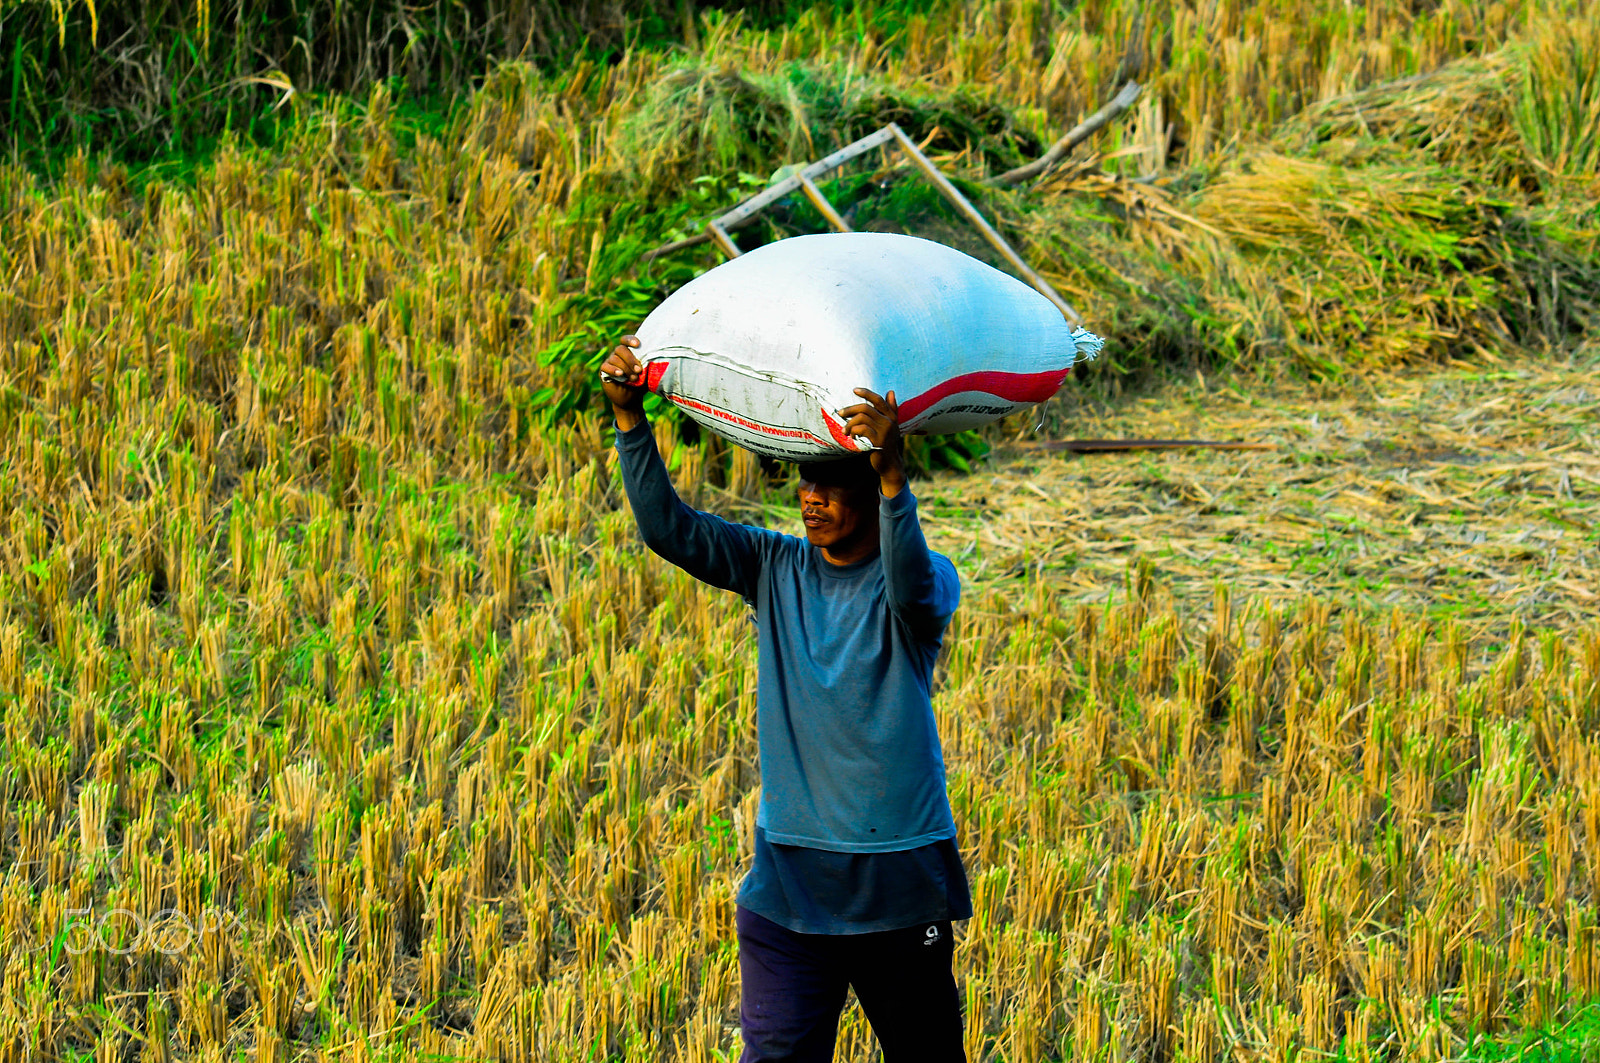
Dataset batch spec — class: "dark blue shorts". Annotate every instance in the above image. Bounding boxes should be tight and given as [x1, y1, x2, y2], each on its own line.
[736, 905, 965, 1062]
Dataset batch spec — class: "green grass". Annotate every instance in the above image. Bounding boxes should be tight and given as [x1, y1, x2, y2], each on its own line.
[1, 1, 797, 170]
[1448, 1003, 1600, 1061]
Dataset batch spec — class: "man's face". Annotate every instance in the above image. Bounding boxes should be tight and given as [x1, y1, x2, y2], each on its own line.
[798, 478, 872, 550]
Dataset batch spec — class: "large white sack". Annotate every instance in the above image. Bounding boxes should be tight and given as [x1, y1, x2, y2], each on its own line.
[630, 232, 1102, 461]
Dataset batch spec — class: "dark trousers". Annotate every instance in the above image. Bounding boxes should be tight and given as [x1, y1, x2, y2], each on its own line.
[736, 905, 965, 1063]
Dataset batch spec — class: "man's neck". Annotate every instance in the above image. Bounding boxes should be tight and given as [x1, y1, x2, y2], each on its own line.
[820, 525, 881, 566]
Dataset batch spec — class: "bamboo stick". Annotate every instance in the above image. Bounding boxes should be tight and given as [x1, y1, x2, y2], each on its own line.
[1018, 439, 1276, 453]
[990, 81, 1144, 186]
[886, 123, 1085, 326]
[798, 173, 852, 233]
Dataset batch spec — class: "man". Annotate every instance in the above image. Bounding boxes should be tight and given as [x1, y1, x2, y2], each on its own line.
[602, 335, 971, 1062]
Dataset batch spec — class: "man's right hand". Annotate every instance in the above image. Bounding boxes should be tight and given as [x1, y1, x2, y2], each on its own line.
[602, 335, 648, 432]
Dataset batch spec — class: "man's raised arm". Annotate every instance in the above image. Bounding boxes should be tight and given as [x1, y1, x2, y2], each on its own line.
[604, 336, 765, 599]
[839, 387, 960, 639]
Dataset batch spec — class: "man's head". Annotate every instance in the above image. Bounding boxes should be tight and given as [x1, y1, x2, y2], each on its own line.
[797, 454, 881, 561]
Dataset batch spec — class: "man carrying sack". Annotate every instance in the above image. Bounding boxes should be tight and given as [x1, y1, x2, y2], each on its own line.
[604, 334, 971, 1062]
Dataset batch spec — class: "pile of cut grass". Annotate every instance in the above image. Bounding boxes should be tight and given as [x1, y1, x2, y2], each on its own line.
[577, 6, 1599, 382]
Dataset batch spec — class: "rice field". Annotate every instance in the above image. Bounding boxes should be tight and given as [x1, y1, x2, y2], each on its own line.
[3, 1, 1600, 1060]
[919, 351, 1600, 637]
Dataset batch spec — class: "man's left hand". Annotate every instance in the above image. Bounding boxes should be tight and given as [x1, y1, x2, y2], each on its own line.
[840, 388, 907, 497]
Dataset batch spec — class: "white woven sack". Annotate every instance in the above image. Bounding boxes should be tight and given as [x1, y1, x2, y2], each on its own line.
[631, 232, 1103, 461]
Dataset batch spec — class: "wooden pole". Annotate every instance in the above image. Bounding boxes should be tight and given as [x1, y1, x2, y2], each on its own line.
[990, 81, 1143, 187]
[798, 174, 853, 233]
[1018, 439, 1275, 453]
[699, 126, 897, 256]
[643, 119, 1095, 331]
[886, 124, 1085, 327]
[704, 221, 741, 258]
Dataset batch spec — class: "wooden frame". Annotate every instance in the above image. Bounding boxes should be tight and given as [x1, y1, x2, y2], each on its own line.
[651, 123, 1085, 328]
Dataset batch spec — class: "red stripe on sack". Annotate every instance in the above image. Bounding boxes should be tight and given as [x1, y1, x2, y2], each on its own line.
[645, 362, 669, 392]
[895, 368, 1072, 423]
[821, 407, 864, 452]
[670, 395, 834, 446]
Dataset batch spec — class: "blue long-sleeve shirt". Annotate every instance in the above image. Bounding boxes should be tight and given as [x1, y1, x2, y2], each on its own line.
[614, 420, 962, 852]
